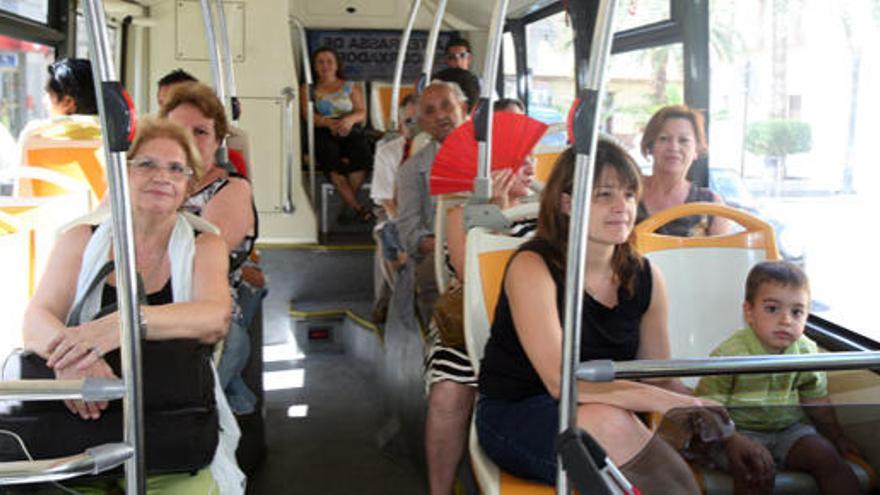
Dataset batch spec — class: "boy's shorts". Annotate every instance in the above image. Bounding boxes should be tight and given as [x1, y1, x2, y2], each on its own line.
[714, 422, 818, 469]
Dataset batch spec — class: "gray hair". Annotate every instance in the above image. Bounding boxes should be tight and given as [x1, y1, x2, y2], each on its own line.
[420, 80, 468, 112]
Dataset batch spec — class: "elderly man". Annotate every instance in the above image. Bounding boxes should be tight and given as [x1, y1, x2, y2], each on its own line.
[396, 80, 473, 495]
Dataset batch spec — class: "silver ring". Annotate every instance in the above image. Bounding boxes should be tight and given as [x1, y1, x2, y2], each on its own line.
[91, 346, 102, 358]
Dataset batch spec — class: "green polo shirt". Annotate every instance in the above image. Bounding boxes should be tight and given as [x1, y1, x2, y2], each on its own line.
[695, 327, 827, 432]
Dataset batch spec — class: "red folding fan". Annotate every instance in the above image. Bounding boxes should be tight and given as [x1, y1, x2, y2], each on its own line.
[429, 112, 548, 195]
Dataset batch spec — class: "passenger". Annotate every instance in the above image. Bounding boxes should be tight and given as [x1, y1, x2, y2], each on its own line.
[444, 38, 473, 71]
[432, 67, 480, 112]
[637, 105, 731, 236]
[43, 58, 97, 116]
[160, 82, 260, 415]
[476, 142, 714, 494]
[370, 93, 419, 322]
[301, 46, 374, 223]
[696, 261, 862, 495]
[425, 100, 538, 495]
[156, 69, 249, 177]
[21, 117, 237, 492]
[395, 80, 468, 494]
[494, 97, 525, 114]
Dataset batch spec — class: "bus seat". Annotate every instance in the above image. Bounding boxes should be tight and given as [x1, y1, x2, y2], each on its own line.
[370, 81, 416, 132]
[0, 212, 28, 353]
[463, 227, 550, 494]
[17, 116, 106, 202]
[532, 152, 560, 185]
[635, 202, 780, 384]
[434, 194, 468, 295]
[636, 203, 877, 493]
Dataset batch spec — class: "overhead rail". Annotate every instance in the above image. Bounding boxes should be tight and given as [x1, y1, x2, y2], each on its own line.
[577, 351, 880, 382]
[213, 0, 240, 123]
[416, 0, 448, 94]
[388, 0, 422, 134]
[289, 16, 316, 207]
[282, 86, 297, 214]
[558, 0, 618, 494]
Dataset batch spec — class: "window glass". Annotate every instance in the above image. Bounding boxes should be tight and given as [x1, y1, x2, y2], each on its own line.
[75, 13, 119, 65]
[0, 0, 49, 24]
[526, 10, 574, 146]
[613, 0, 671, 32]
[502, 32, 517, 99]
[0, 34, 53, 139]
[710, 0, 880, 338]
[601, 43, 684, 169]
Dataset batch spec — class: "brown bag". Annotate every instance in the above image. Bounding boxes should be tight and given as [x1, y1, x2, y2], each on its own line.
[432, 284, 466, 349]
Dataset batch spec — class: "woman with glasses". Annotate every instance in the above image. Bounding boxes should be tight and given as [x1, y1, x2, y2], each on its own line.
[302, 46, 375, 223]
[21, 117, 236, 491]
[160, 81, 260, 415]
[43, 58, 98, 116]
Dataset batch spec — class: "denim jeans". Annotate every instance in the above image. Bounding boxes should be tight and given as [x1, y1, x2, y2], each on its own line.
[380, 221, 403, 262]
[217, 280, 267, 415]
[475, 393, 559, 484]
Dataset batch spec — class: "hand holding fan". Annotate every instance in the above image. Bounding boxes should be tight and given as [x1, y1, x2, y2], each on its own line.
[429, 112, 548, 195]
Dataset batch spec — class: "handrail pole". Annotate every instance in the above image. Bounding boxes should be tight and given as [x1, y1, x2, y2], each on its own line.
[390, 0, 422, 132]
[198, 0, 230, 165]
[290, 16, 317, 206]
[557, 1, 616, 494]
[281, 87, 296, 214]
[82, 1, 146, 493]
[577, 351, 880, 382]
[417, 0, 448, 94]
[213, 0, 238, 123]
[472, 0, 509, 203]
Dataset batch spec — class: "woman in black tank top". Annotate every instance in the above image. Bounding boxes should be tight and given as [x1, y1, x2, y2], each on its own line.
[475, 141, 720, 494]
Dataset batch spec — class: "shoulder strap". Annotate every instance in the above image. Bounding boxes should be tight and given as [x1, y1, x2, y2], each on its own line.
[66, 261, 147, 326]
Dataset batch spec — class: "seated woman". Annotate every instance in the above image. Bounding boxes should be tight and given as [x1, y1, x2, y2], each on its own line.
[160, 81, 261, 415]
[476, 141, 717, 494]
[44, 58, 98, 117]
[301, 46, 374, 223]
[21, 117, 238, 491]
[637, 105, 731, 236]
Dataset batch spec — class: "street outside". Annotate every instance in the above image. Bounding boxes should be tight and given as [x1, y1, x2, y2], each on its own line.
[756, 192, 880, 342]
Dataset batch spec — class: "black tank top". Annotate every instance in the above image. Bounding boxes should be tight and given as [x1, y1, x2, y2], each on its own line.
[478, 238, 653, 400]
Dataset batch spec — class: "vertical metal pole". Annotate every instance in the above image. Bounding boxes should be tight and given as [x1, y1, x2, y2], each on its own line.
[417, 0, 448, 93]
[290, 16, 317, 206]
[473, 0, 509, 202]
[214, 0, 239, 123]
[199, 0, 230, 165]
[390, 0, 422, 132]
[82, 1, 146, 493]
[556, 1, 616, 493]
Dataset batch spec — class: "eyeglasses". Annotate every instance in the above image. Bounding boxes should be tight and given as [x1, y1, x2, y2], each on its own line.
[128, 157, 194, 180]
[446, 52, 470, 60]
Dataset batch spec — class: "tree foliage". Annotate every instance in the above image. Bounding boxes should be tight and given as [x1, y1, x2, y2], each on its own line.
[745, 120, 812, 157]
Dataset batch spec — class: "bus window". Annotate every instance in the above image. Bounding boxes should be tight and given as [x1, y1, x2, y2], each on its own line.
[0, 34, 54, 138]
[0, 0, 49, 24]
[525, 10, 574, 129]
[502, 32, 516, 99]
[613, 0, 671, 32]
[709, 0, 880, 338]
[602, 43, 684, 167]
[75, 13, 119, 67]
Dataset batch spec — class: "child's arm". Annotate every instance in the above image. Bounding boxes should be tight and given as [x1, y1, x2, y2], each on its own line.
[802, 395, 861, 457]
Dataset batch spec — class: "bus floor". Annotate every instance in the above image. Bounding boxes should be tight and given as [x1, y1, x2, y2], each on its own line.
[247, 248, 427, 494]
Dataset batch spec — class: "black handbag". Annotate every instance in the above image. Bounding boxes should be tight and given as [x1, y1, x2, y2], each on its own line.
[0, 261, 218, 476]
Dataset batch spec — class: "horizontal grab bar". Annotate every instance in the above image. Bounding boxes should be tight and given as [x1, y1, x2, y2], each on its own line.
[577, 351, 880, 382]
[0, 378, 126, 402]
[0, 443, 133, 485]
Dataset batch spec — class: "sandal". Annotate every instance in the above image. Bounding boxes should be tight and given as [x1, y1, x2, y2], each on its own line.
[356, 205, 377, 224]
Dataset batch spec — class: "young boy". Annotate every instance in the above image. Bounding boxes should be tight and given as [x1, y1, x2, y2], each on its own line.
[696, 261, 862, 495]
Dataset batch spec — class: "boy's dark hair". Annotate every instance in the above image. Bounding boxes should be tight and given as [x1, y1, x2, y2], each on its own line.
[745, 261, 810, 304]
[401, 93, 419, 107]
[446, 38, 471, 53]
[158, 69, 197, 88]
[432, 67, 480, 111]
